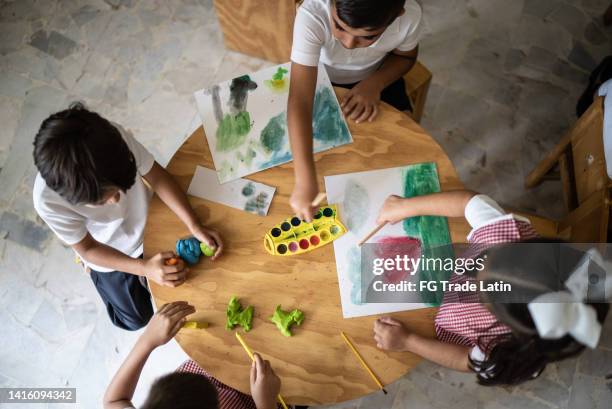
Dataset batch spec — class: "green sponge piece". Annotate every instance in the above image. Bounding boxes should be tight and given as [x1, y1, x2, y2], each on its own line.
[226, 296, 254, 332]
[270, 305, 304, 337]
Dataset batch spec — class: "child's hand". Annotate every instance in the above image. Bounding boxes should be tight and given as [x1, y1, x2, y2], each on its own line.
[190, 224, 224, 260]
[250, 353, 281, 409]
[376, 195, 409, 225]
[340, 80, 382, 123]
[290, 181, 318, 222]
[143, 252, 189, 287]
[140, 301, 195, 349]
[373, 317, 412, 351]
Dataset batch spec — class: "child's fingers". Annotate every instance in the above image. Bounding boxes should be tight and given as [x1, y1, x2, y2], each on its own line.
[350, 104, 365, 120]
[250, 359, 257, 384]
[170, 304, 195, 320]
[340, 92, 353, 108]
[164, 302, 190, 317]
[368, 105, 379, 122]
[253, 353, 264, 379]
[159, 251, 175, 260]
[343, 97, 358, 115]
[163, 264, 181, 274]
[171, 316, 187, 335]
[380, 316, 402, 326]
[356, 105, 372, 123]
[164, 270, 188, 282]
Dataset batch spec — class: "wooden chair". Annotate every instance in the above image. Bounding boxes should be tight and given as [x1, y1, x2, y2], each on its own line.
[525, 97, 610, 242]
[212, 0, 431, 123]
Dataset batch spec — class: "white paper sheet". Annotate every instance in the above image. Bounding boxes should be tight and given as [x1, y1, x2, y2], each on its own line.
[194, 63, 352, 183]
[325, 163, 452, 318]
[187, 166, 275, 216]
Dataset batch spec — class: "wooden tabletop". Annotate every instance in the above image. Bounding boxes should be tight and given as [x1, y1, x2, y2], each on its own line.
[143, 88, 467, 405]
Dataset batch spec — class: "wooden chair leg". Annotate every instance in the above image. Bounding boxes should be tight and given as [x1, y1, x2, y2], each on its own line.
[524, 133, 572, 188]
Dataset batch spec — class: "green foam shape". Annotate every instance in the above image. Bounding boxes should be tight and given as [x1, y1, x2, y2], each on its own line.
[226, 296, 254, 332]
[269, 305, 304, 337]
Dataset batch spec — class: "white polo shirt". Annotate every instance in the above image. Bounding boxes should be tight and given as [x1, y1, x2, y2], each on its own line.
[291, 0, 422, 84]
[33, 124, 155, 272]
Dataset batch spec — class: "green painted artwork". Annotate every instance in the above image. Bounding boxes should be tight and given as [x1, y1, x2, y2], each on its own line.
[195, 63, 353, 183]
[324, 162, 454, 318]
[402, 163, 453, 305]
[260, 112, 286, 153]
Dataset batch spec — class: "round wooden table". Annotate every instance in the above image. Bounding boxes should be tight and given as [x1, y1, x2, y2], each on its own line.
[144, 88, 467, 405]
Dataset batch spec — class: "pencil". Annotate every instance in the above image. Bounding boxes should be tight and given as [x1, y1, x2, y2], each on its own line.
[235, 332, 289, 409]
[357, 222, 387, 247]
[340, 331, 387, 394]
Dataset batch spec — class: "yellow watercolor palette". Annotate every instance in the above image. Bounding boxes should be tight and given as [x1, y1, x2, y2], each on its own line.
[264, 205, 347, 256]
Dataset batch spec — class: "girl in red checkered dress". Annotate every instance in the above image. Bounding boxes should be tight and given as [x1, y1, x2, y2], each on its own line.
[372, 190, 610, 385]
[103, 301, 280, 409]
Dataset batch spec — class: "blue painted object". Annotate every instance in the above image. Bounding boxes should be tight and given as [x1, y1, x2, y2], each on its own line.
[176, 237, 202, 265]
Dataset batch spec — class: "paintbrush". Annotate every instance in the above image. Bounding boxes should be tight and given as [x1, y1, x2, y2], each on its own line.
[311, 192, 327, 207]
[340, 331, 387, 394]
[357, 222, 387, 246]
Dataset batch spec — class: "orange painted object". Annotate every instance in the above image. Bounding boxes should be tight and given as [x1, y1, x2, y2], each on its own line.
[165, 257, 180, 266]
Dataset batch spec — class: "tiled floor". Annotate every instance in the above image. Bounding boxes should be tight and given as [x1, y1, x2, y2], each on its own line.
[0, 0, 611, 408]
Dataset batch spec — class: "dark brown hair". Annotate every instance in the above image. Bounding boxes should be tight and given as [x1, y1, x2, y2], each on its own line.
[33, 102, 137, 205]
[141, 372, 219, 409]
[332, 0, 404, 29]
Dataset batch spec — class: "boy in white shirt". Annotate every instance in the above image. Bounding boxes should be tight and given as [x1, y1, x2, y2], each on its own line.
[288, 0, 422, 220]
[32, 103, 223, 330]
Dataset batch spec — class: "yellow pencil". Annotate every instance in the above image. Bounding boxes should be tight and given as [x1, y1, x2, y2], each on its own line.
[340, 331, 387, 394]
[235, 332, 289, 409]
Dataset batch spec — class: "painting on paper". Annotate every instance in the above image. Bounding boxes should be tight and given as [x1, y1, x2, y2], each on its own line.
[324, 163, 454, 318]
[194, 63, 352, 183]
[187, 166, 275, 216]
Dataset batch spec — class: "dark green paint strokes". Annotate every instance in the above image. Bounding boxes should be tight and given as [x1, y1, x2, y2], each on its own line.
[228, 75, 257, 114]
[260, 112, 286, 153]
[402, 163, 453, 306]
[312, 87, 350, 144]
[242, 182, 255, 196]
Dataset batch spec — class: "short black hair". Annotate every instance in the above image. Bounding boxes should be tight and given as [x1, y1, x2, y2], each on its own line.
[33, 102, 137, 205]
[141, 372, 219, 409]
[332, 0, 405, 29]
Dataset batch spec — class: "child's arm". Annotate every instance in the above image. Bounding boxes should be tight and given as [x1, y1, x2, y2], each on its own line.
[143, 162, 223, 259]
[374, 317, 471, 372]
[377, 190, 477, 225]
[341, 47, 419, 123]
[73, 235, 188, 286]
[287, 62, 320, 222]
[103, 301, 195, 409]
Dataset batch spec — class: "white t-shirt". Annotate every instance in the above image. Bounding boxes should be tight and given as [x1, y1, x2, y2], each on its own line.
[33, 124, 155, 273]
[464, 194, 531, 241]
[291, 0, 422, 84]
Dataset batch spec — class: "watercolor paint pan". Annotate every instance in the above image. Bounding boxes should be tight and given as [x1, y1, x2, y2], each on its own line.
[264, 204, 347, 256]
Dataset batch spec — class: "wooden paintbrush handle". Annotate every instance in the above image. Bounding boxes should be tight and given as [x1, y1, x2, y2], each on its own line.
[357, 222, 387, 247]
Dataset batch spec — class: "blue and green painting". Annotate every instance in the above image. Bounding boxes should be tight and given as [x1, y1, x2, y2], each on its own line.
[195, 63, 352, 183]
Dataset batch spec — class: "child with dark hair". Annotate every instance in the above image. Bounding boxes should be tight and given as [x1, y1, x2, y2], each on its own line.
[33, 103, 224, 331]
[289, 0, 422, 220]
[372, 191, 610, 385]
[103, 301, 281, 409]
